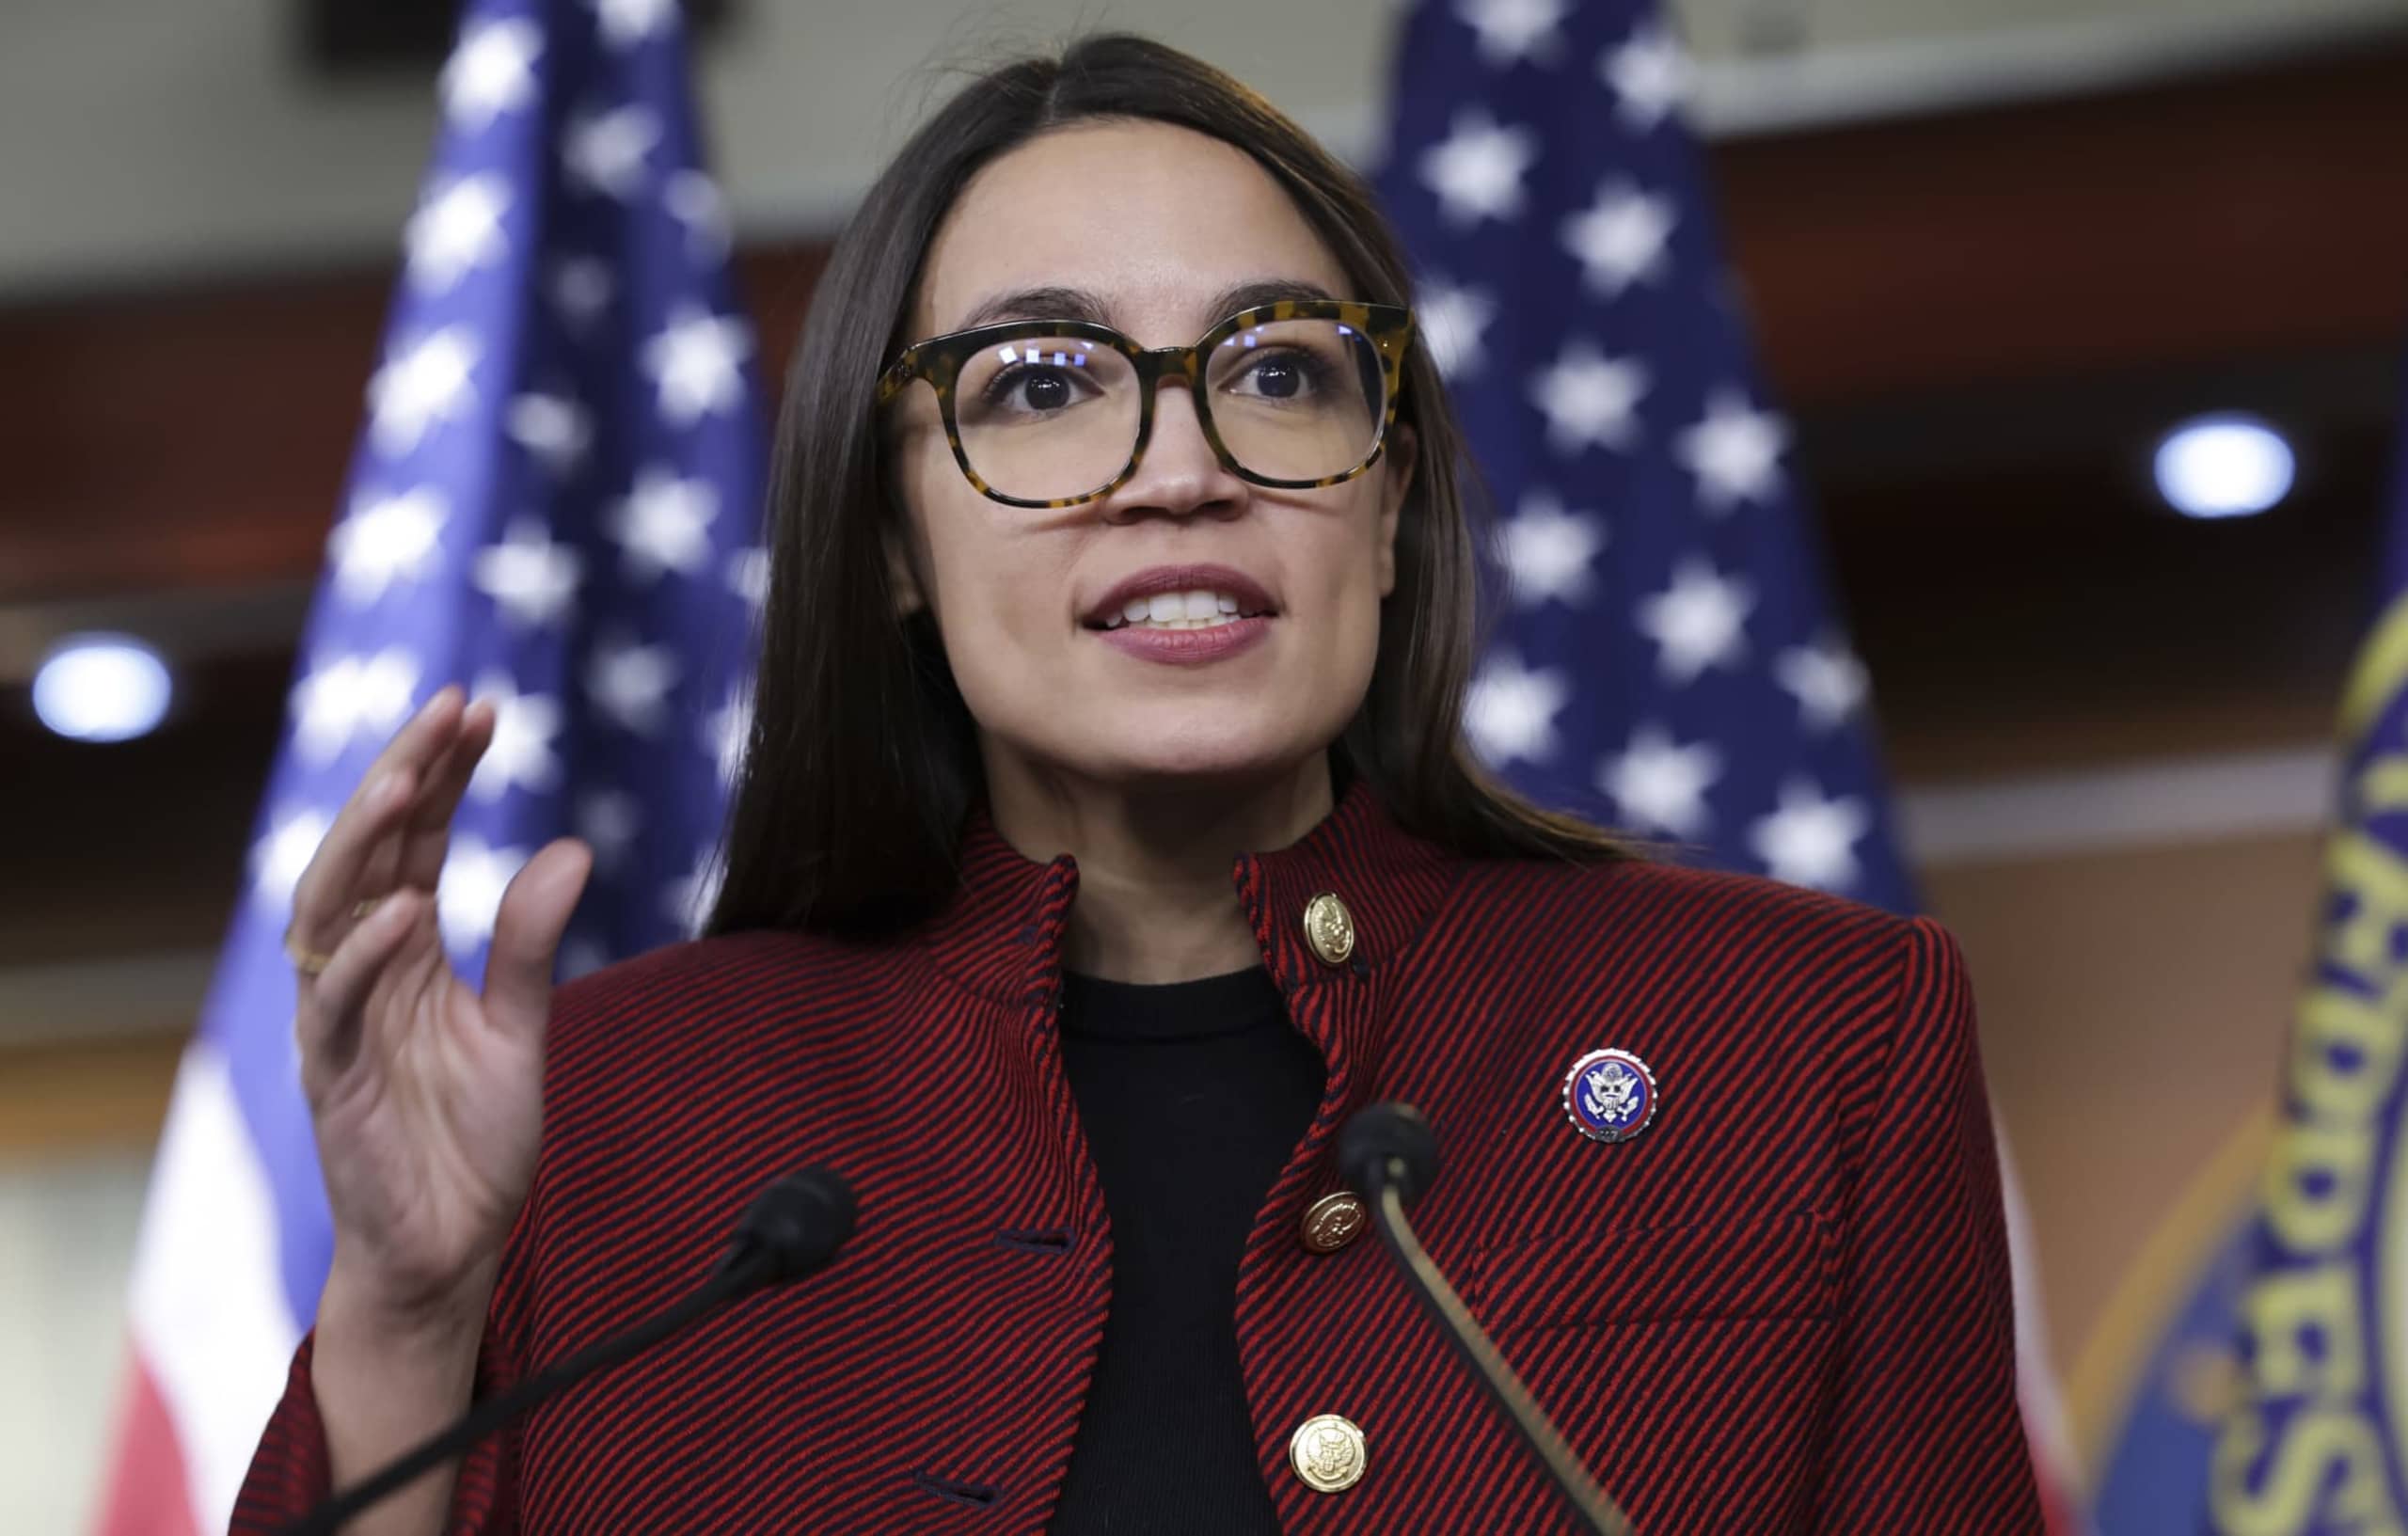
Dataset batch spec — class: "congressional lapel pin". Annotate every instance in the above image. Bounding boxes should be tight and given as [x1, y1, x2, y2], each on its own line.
[1562, 1048, 1658, 1144]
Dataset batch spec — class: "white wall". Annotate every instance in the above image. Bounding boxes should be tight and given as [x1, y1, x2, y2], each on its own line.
[0, 1148, 148, 1535]
[2, 0, 2403, 298]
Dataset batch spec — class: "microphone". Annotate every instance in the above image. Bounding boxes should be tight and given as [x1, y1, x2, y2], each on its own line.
[281, 1167, 857, 1536]
[1339, 1103, 1635, 1536]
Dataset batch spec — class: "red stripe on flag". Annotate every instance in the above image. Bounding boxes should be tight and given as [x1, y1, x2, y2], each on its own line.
[90, 1352, 200, 1536]
[2038, 1475, 2083, 1536]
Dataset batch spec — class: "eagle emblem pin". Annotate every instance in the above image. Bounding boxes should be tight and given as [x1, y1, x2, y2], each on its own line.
[1562, 1048, 1659, 1144]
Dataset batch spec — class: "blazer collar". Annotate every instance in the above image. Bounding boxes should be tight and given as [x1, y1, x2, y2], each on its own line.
[915, 776, 1463, 1227]
[917, 773, 1460, 1027]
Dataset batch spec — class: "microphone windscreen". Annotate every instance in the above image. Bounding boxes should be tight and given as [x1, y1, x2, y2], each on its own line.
[1339, 1101, 1438, 1203]
[736, 1167, 858, 1281]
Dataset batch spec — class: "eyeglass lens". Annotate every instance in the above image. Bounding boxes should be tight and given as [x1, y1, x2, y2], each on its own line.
[947, 318, 1388, 501]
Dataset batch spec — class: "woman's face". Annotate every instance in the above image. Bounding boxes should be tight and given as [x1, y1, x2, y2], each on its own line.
[886, 119, 1414, 800]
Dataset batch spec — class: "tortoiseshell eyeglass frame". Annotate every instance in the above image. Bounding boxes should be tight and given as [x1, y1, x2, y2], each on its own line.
[873, 299, 1416, 510]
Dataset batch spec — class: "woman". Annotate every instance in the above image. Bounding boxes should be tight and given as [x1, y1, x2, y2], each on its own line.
[235, 33, 2041, 1535]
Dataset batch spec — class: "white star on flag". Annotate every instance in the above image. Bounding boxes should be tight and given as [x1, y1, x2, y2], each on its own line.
[1561, 180, 1677, 299]
[368, 328, 481, 457]
[436, 836, 531, 954]
[1601, 20, 1694, 132]
[1749, 779, 1871, 892]
[664, 170, 734, 261]
[249, 807, 332, 915]
[290, 649, 422, 766]
[1498, 490, 1607, 608]
[1598, 724, 1723, 839]
[439, 18, 543, 133]
[1674, 388, 1790, 512]
[726, 546, 770, 610]
[563, 105, 661, 202]
[1455, 0, 1570, 66]
[642, 307, 752, 425]
[610, 468, 720, 582]
[1529, 341, 1649, 456]
[1419, 110, 1540, 229]
[507, 393, 593, 478]
[466, 673, 563, 801]
[591, 0, 676, 47]
[404, 175, 512, 295]
[587, 637, 680, 737]
[1776, 640, 1870, 732]
[1465, 651, 1571, 767]
[576, 790, 643, 874]
[473, 517, 583, 629]
[328, 487, 447, 605]
[548, 256, 615, 330]
[706, 684, 753, 784]
[1636, 558, 1753, 683]
[1416, 277, 1497, 381]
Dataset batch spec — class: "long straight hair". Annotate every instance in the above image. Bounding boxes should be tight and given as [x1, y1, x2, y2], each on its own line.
[705, 33, 1637, 940]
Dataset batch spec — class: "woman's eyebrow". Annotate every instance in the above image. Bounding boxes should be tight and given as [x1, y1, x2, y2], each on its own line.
[1200, 278, 1337, 320]
[949, 277, 1340, 334]
[954, 285, 1113, 330]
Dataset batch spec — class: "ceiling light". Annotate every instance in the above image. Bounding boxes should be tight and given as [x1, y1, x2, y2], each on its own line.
[31, 633, 174, 742]
[2153, 412, 2296, 520]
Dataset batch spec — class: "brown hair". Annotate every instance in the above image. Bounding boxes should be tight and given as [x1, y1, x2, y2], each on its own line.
[705, 32, 1637, 939]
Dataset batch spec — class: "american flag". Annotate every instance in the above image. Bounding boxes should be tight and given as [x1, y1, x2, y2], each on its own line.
[1376, 0, 2083, 1526]
[92, 2, 765, 1529]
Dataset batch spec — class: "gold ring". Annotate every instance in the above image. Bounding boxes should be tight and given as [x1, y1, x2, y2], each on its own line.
[283, 926, 335, 978]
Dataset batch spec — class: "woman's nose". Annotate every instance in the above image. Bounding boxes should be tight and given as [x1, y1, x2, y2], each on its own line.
[1103, 379, 1245, 520]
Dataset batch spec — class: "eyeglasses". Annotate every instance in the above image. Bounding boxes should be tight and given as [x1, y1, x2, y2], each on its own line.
[875, 299, 1415, 509]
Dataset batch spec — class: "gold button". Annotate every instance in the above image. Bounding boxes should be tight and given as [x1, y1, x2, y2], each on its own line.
[1299, 1190, 1368, 1254]
[1302, 892, 1355, 968]
[1290, 1413, 1368, 1493]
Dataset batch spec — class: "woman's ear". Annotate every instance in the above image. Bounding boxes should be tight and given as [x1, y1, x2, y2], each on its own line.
[885, 541, 927, 618]
[1375, 422, 1418, 599]
[882, 525, 927, 618]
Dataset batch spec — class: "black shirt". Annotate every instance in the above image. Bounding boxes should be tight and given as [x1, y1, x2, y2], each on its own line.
[1047, 965, 1327, 1533]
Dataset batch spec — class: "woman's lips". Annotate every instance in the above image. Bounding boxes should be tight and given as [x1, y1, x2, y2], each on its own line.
[1089, 616, 1274, 666]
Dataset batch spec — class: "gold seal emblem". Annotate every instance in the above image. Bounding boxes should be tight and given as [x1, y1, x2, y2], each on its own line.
[1288, 1413, 1368, 1493]
[1302, 892, 1355, 968]
[1299, 1190, 1369, 1253]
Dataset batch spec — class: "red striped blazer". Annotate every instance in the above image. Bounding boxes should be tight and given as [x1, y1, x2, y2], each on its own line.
[234, 777, 2045, 1532]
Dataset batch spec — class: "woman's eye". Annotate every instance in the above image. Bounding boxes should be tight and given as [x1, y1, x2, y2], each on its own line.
[1228, 350, 1323, 401]
[983, 364, 1084, 414]
[1015, 369, 1073, 411]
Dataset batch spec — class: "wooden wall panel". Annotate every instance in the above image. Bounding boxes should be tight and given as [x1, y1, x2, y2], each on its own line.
[1717, 43, 2408, 404]
[2, 44, 2403, 604]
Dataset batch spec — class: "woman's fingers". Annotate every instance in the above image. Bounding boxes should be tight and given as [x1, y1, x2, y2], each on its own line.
[295, 888, 426, 1088]
[289, 687, 465, 958]
[396, 698, 498, 892]
[481, 838, 594, 1042]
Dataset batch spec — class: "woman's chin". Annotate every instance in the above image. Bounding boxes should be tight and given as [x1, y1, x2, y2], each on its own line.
[1061, 736, 1312, 790]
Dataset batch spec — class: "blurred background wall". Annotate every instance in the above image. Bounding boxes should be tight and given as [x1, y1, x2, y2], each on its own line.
[7, 0, 2408, 1529]
[6, 0, 2403, 294]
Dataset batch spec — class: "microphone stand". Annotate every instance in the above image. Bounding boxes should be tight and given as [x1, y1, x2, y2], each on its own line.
[1354, 1128, 1634, 1536]
[281, 1168, 855, 1536]
[282, 1254, 772, 1536]
[1366, 1179, 1633, 1536]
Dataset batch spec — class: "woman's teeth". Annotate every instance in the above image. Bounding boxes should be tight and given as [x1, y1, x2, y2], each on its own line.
[1098, 589, 1265, 631]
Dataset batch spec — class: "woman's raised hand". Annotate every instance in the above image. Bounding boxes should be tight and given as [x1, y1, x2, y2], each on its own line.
[288, 684, 593, 1328]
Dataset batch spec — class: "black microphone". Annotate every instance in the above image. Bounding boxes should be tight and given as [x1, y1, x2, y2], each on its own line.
[1339, 1103, 1635, 1536]
[281, 1167, 857, 1536]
